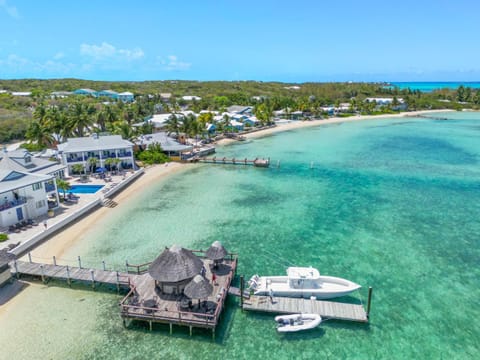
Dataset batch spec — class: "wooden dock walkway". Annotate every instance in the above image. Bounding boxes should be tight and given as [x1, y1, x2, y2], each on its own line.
[242, 295, 368, 322]
[10, 260, 133, 290]
[188, 156, 270, 168]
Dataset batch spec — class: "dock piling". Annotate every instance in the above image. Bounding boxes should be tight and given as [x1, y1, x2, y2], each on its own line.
[90, 269, 95, 289]
[116, 271, 120, 292]
[78, 256, 82, 269]
[240, 275, 244, 310]
[66, 265, 71, 286]
[53, 256, 57, 266]
[102, 260, 106, 271]
[366, 286, 373, 318]
[13, 260, 19, 279]
[28, 252, 32, 263]
[40, 264, 45, 283]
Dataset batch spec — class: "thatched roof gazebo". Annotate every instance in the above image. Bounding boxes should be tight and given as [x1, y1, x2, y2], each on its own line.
[148, 245, 203, 295]
[184, 275, 213, 301]
[206, 241, 228, 268]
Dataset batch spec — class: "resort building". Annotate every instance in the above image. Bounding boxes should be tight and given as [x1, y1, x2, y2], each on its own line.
[97, 90, 119, 99]
[118, 91, 134, 102]
[136, 132, 192, 158]
[73, 88, 97, 97]
[58, 134, 135, 175]
[226, 105, 253, 115]
[0, 151, 61, 228]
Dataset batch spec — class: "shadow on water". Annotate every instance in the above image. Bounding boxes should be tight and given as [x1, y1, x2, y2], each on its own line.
[0, 279, 29, 305]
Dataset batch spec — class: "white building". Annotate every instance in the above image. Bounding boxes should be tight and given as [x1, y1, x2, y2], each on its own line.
[58, 134, 135, 175]
[182, 95, 202, 101]
[0, 151, 61, 228]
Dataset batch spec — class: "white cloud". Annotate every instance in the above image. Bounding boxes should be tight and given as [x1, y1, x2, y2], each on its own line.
[80, 42, 144, 61]
[157, 55, 191, 71]
[0, 0, 19, 19]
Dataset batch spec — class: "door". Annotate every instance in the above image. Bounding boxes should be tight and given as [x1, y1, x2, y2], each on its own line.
[16, 207, 24, 221]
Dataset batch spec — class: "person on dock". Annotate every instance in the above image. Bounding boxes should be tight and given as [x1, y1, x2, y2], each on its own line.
[212, 272, 217, 285]
[43, 219, 47, 230]
[269, 288, 274, 303]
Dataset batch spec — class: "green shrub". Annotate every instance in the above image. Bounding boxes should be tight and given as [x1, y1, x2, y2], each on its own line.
[0, 233, 8, 242]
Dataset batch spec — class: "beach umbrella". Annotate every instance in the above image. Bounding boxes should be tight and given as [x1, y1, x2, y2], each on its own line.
[184, 274, 213, 306]
[95, 167, 107, 173]
[148, 244, 203, 283]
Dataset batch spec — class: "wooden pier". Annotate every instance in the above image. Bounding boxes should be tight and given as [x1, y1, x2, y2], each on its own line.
[9, 250, 238, 339]
[188, 156, 270, 168]
[242, 295, 368, 322]
[10, 259, 133, 290]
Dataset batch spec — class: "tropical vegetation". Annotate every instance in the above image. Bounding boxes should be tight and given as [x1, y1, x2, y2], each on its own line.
[1, 79, 478, 145]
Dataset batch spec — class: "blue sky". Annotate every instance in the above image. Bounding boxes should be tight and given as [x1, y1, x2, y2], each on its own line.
[1, 0, 480, 82]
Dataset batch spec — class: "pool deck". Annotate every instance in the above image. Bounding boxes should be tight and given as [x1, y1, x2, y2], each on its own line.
[2, 170, 143, 254]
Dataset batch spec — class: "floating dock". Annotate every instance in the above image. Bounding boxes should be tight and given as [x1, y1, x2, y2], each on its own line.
[232, 276, 371, 323]
[242, 295, 368, 322]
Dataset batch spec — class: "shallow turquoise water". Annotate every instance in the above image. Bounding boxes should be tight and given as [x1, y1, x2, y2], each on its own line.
[1, 112, 480, 359]
[392, 82, 480, 92]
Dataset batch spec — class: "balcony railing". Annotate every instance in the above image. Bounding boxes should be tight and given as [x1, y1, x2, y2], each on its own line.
[45, 183, 56, 192]
[0, 197, 27, 212]
[67, 157, 84, 163]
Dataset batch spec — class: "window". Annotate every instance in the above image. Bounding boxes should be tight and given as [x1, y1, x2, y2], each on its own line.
[25, 156, 31, 163]
[36, 200, 45, 209]
[32, 182, 43, 191]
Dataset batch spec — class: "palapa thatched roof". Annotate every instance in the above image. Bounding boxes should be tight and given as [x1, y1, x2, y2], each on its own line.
[206, 241, 227, 261]
[148, 244, 203, 282]
[184, 274, 213, 299]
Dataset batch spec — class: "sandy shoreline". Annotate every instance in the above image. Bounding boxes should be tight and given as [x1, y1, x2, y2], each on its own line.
[216, 109, 453, 145]
[6, 109, 453, 260]
[29, 162, 190, 260]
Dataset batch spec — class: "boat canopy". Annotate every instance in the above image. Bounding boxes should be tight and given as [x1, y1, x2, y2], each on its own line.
[287, 267, 320, 280]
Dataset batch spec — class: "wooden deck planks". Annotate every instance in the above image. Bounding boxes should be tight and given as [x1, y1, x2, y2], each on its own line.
[11, 260, 135, 288]
[243, 295, 368, 323]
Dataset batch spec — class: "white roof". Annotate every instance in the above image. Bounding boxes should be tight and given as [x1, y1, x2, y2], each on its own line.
[11, 92, 31, 96]
[230, 120, 244, 127]
[118, 91, 133, 96]
[182, 95, 202, 101]
[58, 135, 133, 153]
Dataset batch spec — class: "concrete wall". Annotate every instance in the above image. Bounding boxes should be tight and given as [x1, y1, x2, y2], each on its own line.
[9, 198, 102, 257]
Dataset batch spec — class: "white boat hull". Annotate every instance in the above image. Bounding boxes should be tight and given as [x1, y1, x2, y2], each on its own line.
[275, 313, 321, 332]
[251, 274, 361, 299]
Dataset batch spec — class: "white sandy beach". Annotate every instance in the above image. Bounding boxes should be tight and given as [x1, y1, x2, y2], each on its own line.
[216, 109, 453, 145]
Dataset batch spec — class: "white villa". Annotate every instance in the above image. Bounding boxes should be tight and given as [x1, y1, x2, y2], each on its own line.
[58, 134, 135, 175]
[0, 150, 63, 228]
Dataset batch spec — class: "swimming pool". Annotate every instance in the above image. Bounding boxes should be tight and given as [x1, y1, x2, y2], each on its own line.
[67, 185, 104, 194]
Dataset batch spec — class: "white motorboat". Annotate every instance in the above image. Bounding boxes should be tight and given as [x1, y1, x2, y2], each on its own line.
[275, 313, 322, 332]
[248, 266, 361, 299]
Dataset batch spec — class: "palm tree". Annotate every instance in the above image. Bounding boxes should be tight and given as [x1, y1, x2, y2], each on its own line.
[25, 120, 54, 148]
[68, 101, 93, 137]
[165, 115, 181, 136]
[71, 164, 84, 175]
[56, 178, 71, 200]
[87, 157, 98, 173]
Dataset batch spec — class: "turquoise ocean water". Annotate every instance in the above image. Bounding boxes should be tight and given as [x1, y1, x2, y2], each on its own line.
[1, 112, 479, 359]
[391, 82, 480, 92]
